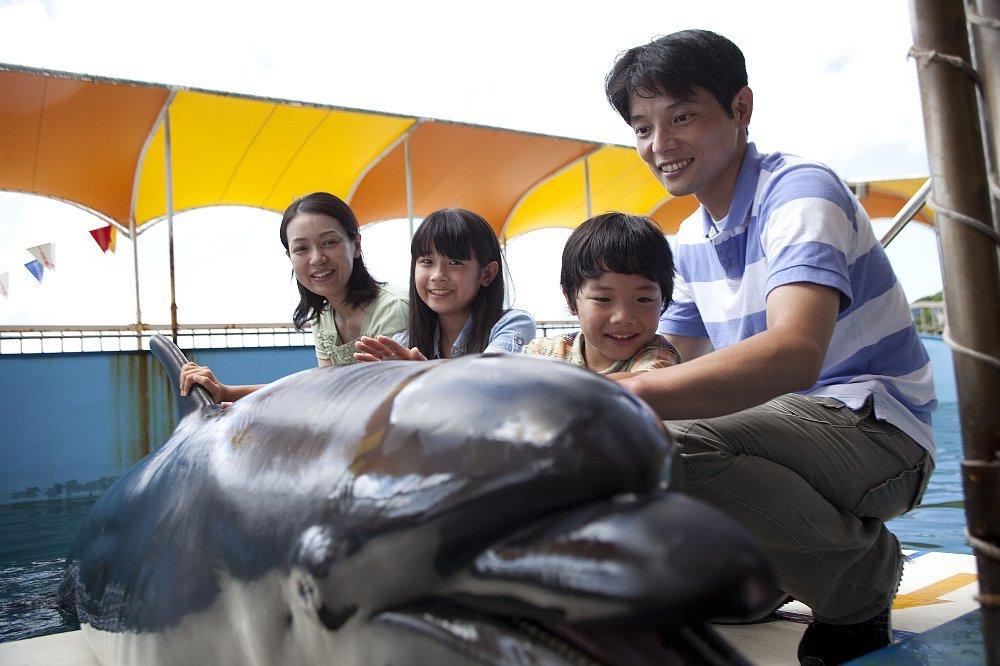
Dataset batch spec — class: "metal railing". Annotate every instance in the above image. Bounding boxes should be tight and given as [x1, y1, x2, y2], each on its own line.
[0, 323, 313, 355]
[0, 320, 582, 355]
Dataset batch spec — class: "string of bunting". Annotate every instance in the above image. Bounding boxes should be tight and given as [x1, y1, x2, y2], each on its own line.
[0, 224, 117, 300]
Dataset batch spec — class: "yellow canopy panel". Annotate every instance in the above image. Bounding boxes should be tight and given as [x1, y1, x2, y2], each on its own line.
[501, 145, 672, 240]
[0, 67, 169, 225]
[348, 121, 597, 235]
[1, 65, 932, 242]
[853, 177, 933, 225]
[135, 90, 416, 225]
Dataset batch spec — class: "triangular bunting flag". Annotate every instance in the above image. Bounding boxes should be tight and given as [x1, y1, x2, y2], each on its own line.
[89, 225, 114, 253]
[25, 260, 44, 283]
[0, 271, 8, 299]
[28, 243, 56, 270]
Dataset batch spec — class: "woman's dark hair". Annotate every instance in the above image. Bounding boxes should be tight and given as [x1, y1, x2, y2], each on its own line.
[408, 209, 505, 358]
[561, 212, 674, 314]
[605, 29, 748, 123]
[278, 192, 381, 330]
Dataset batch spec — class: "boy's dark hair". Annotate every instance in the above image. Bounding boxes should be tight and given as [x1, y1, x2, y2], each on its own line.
[278, 191, 382, 330]
[408, 208, 506, 358]
[605, 29, 747, 123]
[561, 212, 674, 314]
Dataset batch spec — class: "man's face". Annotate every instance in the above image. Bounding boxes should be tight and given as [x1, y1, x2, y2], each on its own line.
[629, 85, 752, 219]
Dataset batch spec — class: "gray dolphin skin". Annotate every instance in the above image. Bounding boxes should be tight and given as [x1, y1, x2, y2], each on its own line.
[58, 335, 780, 665]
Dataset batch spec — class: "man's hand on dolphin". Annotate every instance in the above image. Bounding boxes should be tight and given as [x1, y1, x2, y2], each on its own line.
[353, 335, 427, 363]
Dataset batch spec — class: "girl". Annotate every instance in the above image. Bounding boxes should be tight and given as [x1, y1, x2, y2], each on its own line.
[353, 208, 535, 362]
[179, 192, 408, 402]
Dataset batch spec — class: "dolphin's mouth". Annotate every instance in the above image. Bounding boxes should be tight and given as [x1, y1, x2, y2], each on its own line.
[374, 601, 744, 665]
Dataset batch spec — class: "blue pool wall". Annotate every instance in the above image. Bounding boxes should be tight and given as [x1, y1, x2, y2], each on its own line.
[0, 337, 956, 505]
[0, 346, 315, 504]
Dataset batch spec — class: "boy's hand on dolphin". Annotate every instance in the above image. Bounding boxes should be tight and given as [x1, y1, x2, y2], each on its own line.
[354, 336, 427, 362]
[179, 362, 226, 403]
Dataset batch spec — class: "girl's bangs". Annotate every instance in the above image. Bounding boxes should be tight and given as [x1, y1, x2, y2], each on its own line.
[413, 214, 475, 261]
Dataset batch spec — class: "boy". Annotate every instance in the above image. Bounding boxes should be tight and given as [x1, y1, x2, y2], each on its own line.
[604, 30, 935, 664]
[523, 211, 680, 374]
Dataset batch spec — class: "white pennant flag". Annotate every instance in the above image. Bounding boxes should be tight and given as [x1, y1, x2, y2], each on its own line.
[28, 243, 56, 270]
[0, 271, 8, 299]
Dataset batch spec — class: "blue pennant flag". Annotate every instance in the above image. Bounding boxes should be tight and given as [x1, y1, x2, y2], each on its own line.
[25, 259, 44, 283]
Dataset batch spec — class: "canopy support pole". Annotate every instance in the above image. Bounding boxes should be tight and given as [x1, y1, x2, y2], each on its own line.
[583, 156, 593, 219]
[910, 2, 1000, 661]
[164, 109, 179, 344]
[880, 178, 932, 247]
[405, 137, 415, 239]
[129, 216, 142, 346]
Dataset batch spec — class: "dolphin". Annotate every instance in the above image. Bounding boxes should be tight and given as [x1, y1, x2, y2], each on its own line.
[58, 335, 780, 664]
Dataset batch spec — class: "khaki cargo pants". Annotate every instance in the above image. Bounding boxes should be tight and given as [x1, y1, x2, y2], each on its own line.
[668, 393, 933, 624]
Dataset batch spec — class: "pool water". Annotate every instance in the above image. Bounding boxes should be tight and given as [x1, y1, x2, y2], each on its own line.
[0, 339, 971, 644]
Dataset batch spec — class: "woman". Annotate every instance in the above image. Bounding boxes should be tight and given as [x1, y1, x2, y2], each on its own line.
[179, 192, 408, 402]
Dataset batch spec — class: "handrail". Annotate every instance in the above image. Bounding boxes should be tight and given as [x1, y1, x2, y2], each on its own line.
[0, 323, 300, 333]
[0, 320, 581, 354]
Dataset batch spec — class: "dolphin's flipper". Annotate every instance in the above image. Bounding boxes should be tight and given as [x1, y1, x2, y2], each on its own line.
[149, 334, 217, 418]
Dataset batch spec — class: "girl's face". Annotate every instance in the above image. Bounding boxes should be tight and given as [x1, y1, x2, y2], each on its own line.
[286, 212, 360, 302]
[414, 250, 498, 320]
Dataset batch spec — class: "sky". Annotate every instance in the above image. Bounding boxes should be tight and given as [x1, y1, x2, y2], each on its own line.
[0, 0, 942, 326]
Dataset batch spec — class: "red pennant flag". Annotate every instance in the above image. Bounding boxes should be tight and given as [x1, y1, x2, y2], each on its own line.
[89, 225, 114, 253]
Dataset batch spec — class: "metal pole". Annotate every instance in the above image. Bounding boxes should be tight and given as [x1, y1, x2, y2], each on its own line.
[164, 109, 178, 344]
[129, 216, 142, 346]
[405, 137, 415, 239]
[880, 178, 932, 247]
[583, 156, 593, 219]
[909, 2, 1000, 661]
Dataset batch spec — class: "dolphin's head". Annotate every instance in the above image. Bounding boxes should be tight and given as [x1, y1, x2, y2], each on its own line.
[63, 353, 779, 664]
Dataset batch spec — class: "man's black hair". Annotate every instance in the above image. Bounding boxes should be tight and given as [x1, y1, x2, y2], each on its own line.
[561, 212, 674, 314]
[605, 29, 748, 123]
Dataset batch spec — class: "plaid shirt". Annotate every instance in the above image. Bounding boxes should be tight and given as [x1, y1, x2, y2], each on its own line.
[522, 331, 680, 374]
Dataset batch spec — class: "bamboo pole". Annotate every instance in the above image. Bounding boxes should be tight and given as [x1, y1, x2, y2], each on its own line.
[969, 0, 1000, 229]
[909, 2, 1000, 661]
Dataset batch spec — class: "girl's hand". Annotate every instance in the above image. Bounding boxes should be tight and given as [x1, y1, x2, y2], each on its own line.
[179, 362, 229, 403]
[353, 336, 428, 363]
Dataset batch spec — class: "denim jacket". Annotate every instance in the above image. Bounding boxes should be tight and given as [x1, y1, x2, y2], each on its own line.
[393, 309, 536, 358]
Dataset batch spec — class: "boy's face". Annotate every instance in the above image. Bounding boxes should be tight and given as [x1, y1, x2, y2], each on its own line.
[572, 272, 663, 373]
[628, 85, 752, 220]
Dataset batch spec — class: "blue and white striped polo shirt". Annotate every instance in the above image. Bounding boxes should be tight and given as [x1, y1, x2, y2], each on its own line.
[659, 143, 937, 458]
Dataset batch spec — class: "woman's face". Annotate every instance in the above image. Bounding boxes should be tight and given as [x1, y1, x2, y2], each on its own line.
[285, 212, 360, 303]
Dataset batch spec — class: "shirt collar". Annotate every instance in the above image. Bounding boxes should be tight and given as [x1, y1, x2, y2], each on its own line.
[700, 142, 763, 238]
[433, 315, 474, 358]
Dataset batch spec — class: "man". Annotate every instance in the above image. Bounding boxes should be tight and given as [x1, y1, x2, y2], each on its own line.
[605, 30, 936, 665]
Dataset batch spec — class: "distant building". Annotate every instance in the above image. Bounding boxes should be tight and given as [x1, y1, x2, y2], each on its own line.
[911, 299, 946, 334]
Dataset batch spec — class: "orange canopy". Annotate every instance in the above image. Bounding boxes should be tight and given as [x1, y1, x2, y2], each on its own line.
[0, 64, 932, 240]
